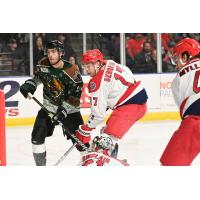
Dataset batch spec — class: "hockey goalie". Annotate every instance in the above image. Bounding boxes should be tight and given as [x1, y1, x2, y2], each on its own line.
[78, 135, 129, 166]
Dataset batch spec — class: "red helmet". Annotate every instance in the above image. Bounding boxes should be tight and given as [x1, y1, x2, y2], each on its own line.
[173, 38, 200, 59]
[81, 49, 104, 64]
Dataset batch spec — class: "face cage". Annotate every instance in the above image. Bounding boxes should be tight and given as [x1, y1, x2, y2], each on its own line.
[91, 136, 114, 153]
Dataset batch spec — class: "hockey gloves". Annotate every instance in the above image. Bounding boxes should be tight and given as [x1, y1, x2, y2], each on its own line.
[52, 106, 68, 124]
[20, 79, 37, 98]
[74, 124, 93, 151]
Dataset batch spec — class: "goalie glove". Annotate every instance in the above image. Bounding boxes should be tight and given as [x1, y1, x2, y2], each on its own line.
[20, 79, 37, 98]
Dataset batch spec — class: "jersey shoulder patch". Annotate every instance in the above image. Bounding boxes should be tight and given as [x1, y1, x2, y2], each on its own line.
[88, 69, 104, 93]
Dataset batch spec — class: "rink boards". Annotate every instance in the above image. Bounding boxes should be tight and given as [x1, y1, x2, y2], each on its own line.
[0, 73, 180, 126]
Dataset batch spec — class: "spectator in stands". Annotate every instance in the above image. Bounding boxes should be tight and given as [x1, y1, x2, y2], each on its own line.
[68, 55, 76, 65]
[126, 33, 146, 60]
[0, 42, 2, 52]
[189, 33, 200, 42]
[146, 33, 157, 50]
[103, 34, 120, 61]
[3, 38, 29, 75]
[162, 48, 177, 72]
[151, 49, 157, 64]
[33, 36, 45, 67]
[57, 33, 76, 61]
[4, 38, 24, 59]
[68, 55, 84, 75]
[133, 41, 156, 73]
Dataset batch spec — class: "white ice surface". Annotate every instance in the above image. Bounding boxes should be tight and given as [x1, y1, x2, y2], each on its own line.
[6, 121, 200, 166]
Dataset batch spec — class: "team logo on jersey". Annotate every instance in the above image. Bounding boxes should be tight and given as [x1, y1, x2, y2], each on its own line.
[88, 82, 96, 91]
[40, 67, 49, 73]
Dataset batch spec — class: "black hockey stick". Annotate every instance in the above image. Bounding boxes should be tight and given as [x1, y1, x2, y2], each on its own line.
[27, 93, 88, 150]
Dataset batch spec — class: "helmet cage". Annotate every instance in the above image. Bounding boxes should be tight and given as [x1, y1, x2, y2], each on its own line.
[91, 136, 114, 155]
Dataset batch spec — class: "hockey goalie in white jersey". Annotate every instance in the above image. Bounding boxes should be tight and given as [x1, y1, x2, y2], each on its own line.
[160, 38, 200, 166]
[79, 135, 129, 166]
[73, 49, 148, 164]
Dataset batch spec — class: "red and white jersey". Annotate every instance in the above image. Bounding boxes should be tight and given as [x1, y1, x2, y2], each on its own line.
[171, 58, 200, 118]
[79, 152, 129, 166]
[86, 60, 147, 128]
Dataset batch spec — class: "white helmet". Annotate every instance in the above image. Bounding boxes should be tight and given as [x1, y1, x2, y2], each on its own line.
[91, 135, 118, 158]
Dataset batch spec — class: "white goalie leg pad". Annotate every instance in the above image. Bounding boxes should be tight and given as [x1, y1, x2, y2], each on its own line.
[32, 143, 46, 154]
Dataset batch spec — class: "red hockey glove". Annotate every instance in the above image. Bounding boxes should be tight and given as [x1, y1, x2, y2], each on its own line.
[75, 125, 93, 144]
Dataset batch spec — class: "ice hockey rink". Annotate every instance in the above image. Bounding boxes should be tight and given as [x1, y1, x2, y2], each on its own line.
[6, 120, 200, 166]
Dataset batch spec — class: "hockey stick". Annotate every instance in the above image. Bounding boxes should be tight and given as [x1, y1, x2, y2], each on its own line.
[27, 93, 88, 151]
[54, 143, 77, 166]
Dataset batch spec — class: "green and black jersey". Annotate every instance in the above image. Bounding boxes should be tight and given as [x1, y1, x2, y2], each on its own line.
[33, 58, 83, 114]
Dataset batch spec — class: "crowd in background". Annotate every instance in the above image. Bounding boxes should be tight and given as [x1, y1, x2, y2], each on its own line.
[103, 33, 200, 74]
[1, 33, 200, 76]
[0, 34, 30, 75]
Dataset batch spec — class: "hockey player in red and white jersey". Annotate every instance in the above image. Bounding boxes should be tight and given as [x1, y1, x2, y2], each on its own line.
[74, 49, 148, 155]
[160, 38, 200, 166]
[79, 135, 129, 166]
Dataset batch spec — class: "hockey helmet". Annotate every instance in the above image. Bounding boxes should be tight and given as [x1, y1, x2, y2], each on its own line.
[173, 38, 200, 61]
[81, 49, 104, 64]
[45, 40, 65, 55]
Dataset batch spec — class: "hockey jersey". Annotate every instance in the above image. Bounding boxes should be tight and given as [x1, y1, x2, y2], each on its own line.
[171, 58, 200, 119]
[79, 152, 129, 166]
[86, 60, 148, 128]
[32, 58, 83, 114]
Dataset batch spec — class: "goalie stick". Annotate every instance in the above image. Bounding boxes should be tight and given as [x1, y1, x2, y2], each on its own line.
[27, 93, 89, 164]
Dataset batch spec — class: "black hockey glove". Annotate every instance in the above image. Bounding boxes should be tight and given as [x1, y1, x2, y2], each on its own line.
[20, 79, 37, 98]
[52, 106, 67, 124]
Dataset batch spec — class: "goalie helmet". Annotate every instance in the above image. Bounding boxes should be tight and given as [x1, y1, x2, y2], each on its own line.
[45, 40, 65, 55]
[91, 135, 116, 157]
[81, 49, 104, 64]
[173, 38, 200, 61]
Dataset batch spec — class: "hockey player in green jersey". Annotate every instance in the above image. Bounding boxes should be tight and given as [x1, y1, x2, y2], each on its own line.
[20, 40, 83, 166]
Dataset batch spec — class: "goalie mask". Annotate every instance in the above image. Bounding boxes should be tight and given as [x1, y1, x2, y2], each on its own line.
[91, 135, 116, 157]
